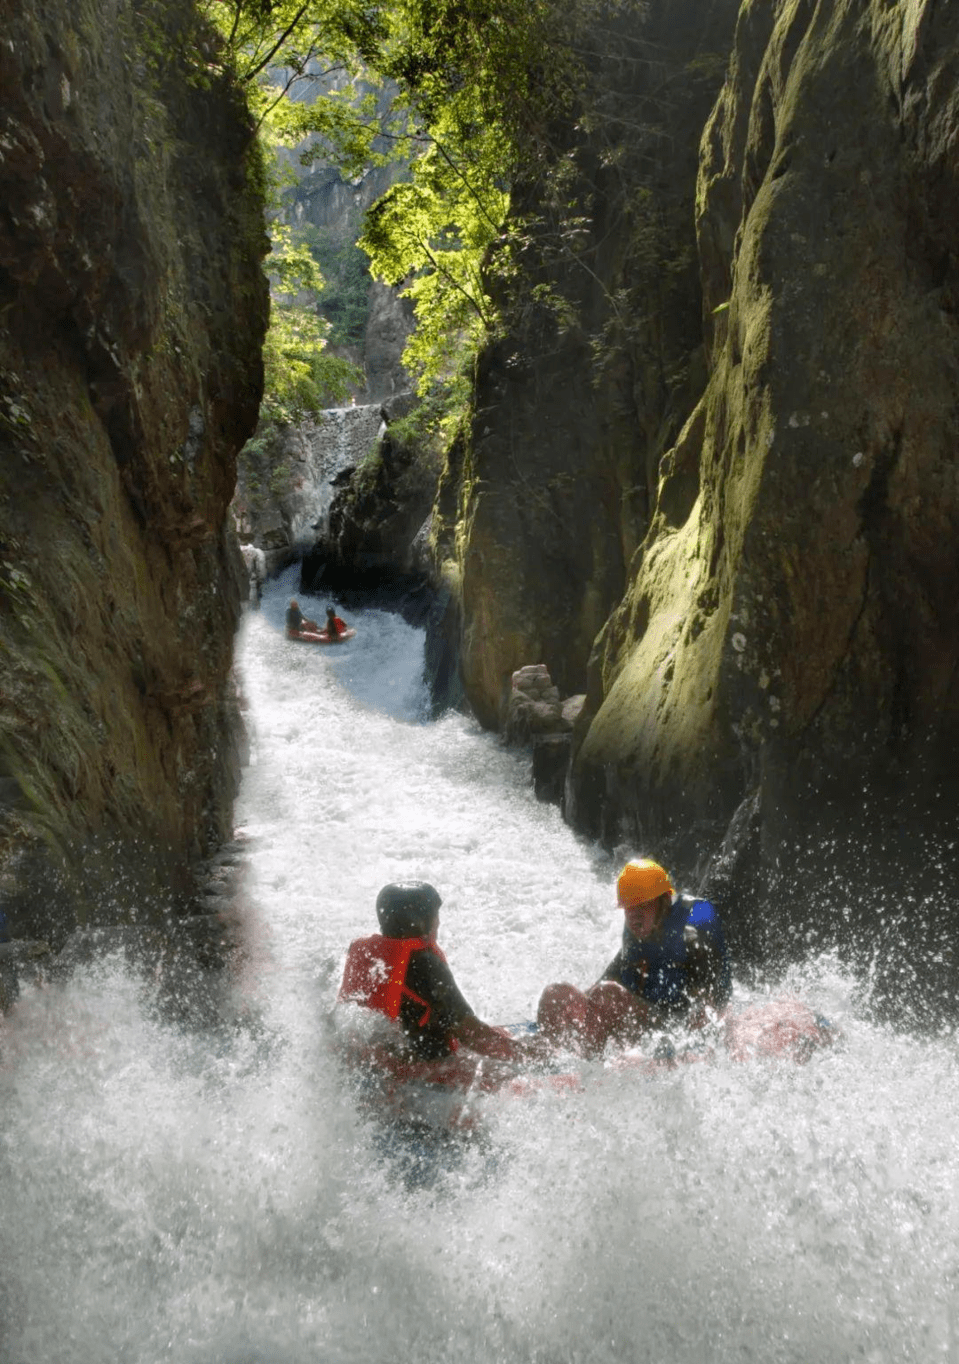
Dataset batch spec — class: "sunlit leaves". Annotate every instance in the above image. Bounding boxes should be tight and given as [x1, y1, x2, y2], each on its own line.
[201, 0, 641, 432]
[197, 0, 398, 161]
[199, 0, 364, 84]
[348, 0, 617, 402]
[259, 222, 361, 426]
[267, 222, 325, 296]
[359, 147, 508, 394]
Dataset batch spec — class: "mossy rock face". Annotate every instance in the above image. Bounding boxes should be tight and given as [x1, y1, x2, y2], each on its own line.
[435, 0, 742, 730]
[569, 0, 959, 981]
[0, 0, 268, 939]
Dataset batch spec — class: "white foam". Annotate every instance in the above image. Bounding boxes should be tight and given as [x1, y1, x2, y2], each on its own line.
[1, 567, 957, 1363]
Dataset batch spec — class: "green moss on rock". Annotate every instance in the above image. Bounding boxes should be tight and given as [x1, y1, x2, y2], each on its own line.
[0, 0, 269, 940]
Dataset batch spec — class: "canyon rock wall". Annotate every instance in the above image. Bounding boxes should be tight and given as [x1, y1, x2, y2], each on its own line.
[429, 0, 959, 1010]
[430, 0, 742, 729]
[566, 0, 959, 998]
[0, 0, 268, 941]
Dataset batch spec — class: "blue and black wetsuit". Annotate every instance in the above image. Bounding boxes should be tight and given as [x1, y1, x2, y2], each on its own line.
[602, 894, 731, 1016]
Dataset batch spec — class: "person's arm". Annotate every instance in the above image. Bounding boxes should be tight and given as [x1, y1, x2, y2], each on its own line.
[454, 1014, 523, 1061]
[683, 926, 727, 1010]
[405, 951, 522, 1061]
[596, 947, 627, 989]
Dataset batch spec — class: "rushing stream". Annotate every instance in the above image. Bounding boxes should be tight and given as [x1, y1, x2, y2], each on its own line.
[2, 565, 959, 1363]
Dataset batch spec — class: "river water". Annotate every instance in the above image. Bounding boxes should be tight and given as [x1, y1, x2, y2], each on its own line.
[2, 565, 959, 1364]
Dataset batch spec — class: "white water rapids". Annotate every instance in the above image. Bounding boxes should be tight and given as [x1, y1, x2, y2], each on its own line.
[2, 564, 959, 1363]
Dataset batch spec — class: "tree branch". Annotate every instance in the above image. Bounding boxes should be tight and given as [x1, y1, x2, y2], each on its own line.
[418, 240, 492, 329]
[243, 3, 313, 83]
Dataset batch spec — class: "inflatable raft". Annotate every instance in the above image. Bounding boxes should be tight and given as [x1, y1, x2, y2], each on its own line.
[336, 995, 839, 1132]
[287, 627, 356, 645]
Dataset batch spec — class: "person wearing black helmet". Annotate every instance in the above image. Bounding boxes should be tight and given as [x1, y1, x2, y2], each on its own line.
[338, 882, 523, 1062]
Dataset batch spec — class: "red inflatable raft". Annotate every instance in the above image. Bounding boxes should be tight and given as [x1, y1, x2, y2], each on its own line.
[335, 995, 839, 1130]
[287, 627, 356, 645]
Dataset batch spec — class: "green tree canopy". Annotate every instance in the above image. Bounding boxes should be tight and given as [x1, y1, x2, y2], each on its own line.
[260, 223, 361, 426]
[203, 0, 632, 437]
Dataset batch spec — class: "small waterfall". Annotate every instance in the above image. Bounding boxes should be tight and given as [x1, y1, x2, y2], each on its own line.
[286, 404, 386, 550]
[236, 403, 389, 577]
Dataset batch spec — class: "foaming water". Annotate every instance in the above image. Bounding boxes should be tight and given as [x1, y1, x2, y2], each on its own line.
[2, 566, 959, 1363]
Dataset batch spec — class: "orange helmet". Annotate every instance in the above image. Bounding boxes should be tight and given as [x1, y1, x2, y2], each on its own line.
[616, 858, 674, 908]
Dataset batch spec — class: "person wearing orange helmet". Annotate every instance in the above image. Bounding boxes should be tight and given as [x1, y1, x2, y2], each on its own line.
[599, 858, 730, 1016]
[535, 858, 731, 1055]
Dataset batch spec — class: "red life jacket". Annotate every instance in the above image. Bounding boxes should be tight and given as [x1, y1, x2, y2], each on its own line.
[338, 934, 449, 1030]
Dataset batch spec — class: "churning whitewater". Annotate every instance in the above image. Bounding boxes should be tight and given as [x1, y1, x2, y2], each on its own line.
[2, 566, 959, 1364]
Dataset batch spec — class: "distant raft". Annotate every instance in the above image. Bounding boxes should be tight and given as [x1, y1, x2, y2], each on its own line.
[287, 627, 356, 645]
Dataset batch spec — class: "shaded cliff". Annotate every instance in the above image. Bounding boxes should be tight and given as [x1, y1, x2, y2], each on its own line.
[568, 0, 959, 1003]
[0, 0, 268, 941]
[424, 0, 959, 1014]
[429, 0, 741, 729]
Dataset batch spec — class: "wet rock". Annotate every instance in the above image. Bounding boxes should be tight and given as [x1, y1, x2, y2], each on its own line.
[532, 735, 571, 806]
[234, 405, 387, 574]
[0, 940, 51, 1012]
[171, 913, 239, 973]
[51, 926, 168, 978]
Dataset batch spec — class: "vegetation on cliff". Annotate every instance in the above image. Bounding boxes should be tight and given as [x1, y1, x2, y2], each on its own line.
[236, 210, 362, 530]
[204, 0, 641, 442]
[0, 0, 269, 938]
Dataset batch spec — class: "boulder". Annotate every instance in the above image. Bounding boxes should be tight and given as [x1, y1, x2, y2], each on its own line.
[505, 665, 567, 743]
[0, 940, 51, 1012]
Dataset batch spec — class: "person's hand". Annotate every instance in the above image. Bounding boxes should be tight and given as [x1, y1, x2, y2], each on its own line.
[511, 1032, 554, 1063]
[456, 1016, 522, 1062]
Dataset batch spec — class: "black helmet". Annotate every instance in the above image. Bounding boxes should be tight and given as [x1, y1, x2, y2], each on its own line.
[375, 882, 442, 938]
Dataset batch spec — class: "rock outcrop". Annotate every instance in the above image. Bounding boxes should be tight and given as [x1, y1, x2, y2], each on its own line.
[425, 0, 959, 1012]
[303, 393, 440, 618]
[505, 664, 585, 808]
[233, 403, 385, 575]
[0, 0, 268, 943]
[567, 0, 959, 992]
[428, 0, 741, 729]
[363, 279, 415, 403]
